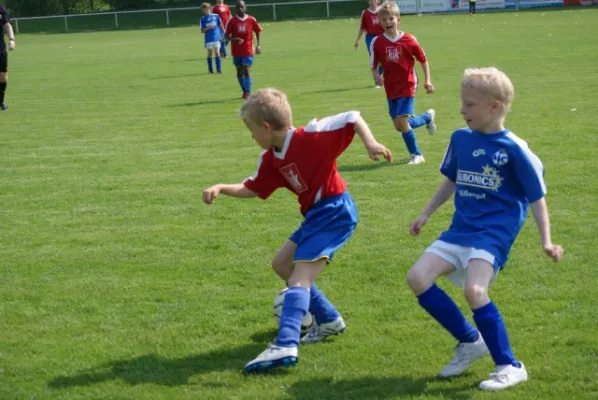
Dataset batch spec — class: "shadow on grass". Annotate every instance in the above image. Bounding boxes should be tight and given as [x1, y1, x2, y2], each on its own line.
[167, 97, 241, 107]
[302, 85, 374, 95]
[287, 376, 476, 400]
[338, 160, 404, 173]
[47, 343, 267, 388]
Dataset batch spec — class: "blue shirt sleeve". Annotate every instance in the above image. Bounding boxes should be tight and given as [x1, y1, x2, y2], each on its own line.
[440, 131, 458, 181]
[511, 141, 547, 203]
[200, 16, 206, 30]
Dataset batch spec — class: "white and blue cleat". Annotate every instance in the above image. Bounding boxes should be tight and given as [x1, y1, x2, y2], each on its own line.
[244, 344, 298, 373]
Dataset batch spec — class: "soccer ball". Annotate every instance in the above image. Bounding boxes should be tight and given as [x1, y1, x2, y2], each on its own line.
[273, 288, 315, 335]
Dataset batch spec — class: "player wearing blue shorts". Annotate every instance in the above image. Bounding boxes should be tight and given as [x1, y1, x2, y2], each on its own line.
[200, 3, 224, 74]
[370, 2, 436, 164]
[203, 88, 392, 373]
[406, 67, 564, 391]
[354, 0, 384, 88]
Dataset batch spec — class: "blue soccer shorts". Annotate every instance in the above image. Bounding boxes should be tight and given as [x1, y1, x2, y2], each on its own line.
[387, 97, 415, 120]
[233, 56, 254, 67]
[289, 192, 358, 263]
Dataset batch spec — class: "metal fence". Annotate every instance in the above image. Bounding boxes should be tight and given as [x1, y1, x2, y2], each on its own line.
[11, 0, 564, 34]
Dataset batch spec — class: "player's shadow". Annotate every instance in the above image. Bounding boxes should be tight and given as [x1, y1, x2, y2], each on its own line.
[47, 343, 267, 389]
[287, 376, 475, 400]
[167, 98, 241, 107]
[303, 85, 373, 95]
[152, 72, 211, 79]
[338, 161, 400, 173]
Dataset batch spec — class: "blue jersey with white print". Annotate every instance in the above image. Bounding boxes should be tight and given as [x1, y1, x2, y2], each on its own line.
[438, 128, 546, 268]
[200, 14, 222, 43]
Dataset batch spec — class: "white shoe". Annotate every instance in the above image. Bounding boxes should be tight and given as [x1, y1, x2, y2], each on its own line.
[439, 335, 489, 378]
[407, 154, 425, 165]
[244, 344, 298, 373]
[374, 85, 382, 89]
[301, 316, 345, 344]
[479, 363, 528, 391]
[425, 108, 437, 135]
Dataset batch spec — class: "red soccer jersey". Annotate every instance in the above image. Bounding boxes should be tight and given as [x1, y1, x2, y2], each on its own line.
[360, 8, 384, 36]
[243, 111, 359, 215]
[212, 4, 231, 26]
[370, 32, 427, 99]
[225, 15, 262, 57]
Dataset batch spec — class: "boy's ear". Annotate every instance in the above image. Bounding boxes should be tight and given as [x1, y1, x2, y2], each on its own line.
[262, 121, 272, 131]
[491, 99, 502, 113]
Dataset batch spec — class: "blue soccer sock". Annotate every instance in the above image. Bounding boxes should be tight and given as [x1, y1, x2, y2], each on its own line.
[220, 42, 227, 57]
[237, 76, 245, 92]
[246, 76, 253, 94]
[207, 57, 213, 72]
[408, 112, 431, 129]
[275, 286, 310, 348]
[401, 130, 422, 156]
[215, 56, 222, 73]
[378, 65, 384, 76]
[418, 284, 479, 343]
[309, 283, 340, 325]
[473, 301, 521, 367]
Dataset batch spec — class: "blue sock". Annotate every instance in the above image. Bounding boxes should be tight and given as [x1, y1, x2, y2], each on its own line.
[408, 112, 431, 129]
[309, 283, 340, 325]
[246, 76, 252, 94]
[418, 284, 479, 343]
[275, 286, 310, 348]
[401, 130, 422, 156]
[237, 76, 245, 92]
[378, 65, 383, 76]
[215, 56, 222, 73]
[220, 42, 227, 56]
[473, 301, 521, 367]
[207, 57, 213, 72]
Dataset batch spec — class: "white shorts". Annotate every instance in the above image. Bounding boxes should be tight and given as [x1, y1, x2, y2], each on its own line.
[205, 41, 221, 50]
[425, 240, 499, 288]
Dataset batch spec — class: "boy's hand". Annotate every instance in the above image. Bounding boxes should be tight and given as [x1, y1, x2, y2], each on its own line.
[543, 243, 564, 262]
[256, 45, 261, 55]
[409, 215, 428, 236]
[365, 141, 392, 163]
[354, 40, 359, 50]
[203, 185, 221, 204]
[424, 81, 435, 93]
[236, 38, 244, 44]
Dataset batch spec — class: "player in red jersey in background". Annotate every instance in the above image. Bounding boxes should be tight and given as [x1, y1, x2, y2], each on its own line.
[203, 88, 392, 373]
[224, 0, 262, 100]
[212, 0, 231, 58]
[370, 0, 436, 165]
[354, 0, 384, 88]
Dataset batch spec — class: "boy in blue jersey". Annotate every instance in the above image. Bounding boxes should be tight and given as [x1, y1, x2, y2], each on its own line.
[200, 3, 225, 74]
[406, 67, 564, 391]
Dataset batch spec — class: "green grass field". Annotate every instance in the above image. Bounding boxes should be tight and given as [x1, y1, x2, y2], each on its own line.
[2, 8, 598, 400]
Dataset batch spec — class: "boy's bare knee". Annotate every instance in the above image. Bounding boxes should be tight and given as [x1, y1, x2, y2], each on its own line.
[406, 268, 429, 295]
[464, 283, 489, 308]
[393, 117, 410, 133]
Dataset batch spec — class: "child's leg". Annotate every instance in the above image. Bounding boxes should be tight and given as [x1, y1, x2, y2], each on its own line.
[393, 116, 422, 156]
[472, 2, 476, 13]
[272, 240, 341, 325]
[220, 36, 227, 57]
[244, 65, 252, 94]
[407, 252, 479, 343]
[207, 49, 214, 73]
[235, 65, 246, 94]
[214, 47, 222, 73]
[466, 259, 520, 367]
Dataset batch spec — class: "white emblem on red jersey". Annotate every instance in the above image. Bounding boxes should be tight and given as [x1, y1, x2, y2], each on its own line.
[279, 163, 307, 193]
[238, 23, 246, 33]
[386, 46, 401, 61]
[372, 16, 379, 25]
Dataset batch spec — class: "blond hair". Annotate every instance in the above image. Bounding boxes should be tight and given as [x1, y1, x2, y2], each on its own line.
[462, 67, 514, 115]
[200, 2, 211, 9]
[240, 88, 293, 130]
[379, 1, 400, 17]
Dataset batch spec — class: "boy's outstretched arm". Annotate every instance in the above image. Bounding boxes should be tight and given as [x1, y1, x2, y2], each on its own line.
[409, 178, 455, 236]
[203, 183, 257, 204]
[354, 115, 392, 162]
[530, 197, 564, 262]
[420, 61, 435, 93]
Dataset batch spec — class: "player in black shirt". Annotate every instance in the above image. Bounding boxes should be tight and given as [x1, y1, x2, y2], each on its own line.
[0, 5, 15, 110]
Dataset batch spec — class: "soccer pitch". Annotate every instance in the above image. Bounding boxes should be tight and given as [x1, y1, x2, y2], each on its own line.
[1, 8, 597, 399]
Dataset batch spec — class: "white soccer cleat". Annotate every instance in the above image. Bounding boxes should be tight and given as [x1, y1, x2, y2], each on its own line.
[374, 85, 382, 89]
[425, 108, 437, 135]
[479, 363, 528, 391]
[407, 154, 426, 165]
[301, 316, 346, 344]
[244, 344, 298, 373]
[438, 335, 489, 378]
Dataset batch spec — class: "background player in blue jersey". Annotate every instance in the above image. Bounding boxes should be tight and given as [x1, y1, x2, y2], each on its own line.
[200, 3, 225, 74]
[406, 67, 564, 391]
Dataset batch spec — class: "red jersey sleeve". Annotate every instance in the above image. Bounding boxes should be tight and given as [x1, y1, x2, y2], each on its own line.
[251, 17, 262, 33]
[360, 10, 367, 31]
[243, 151, 285, 199]
[410, 35, 427, 63]
[303, 111, 358, 158]
[224, 18, 233, 35]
